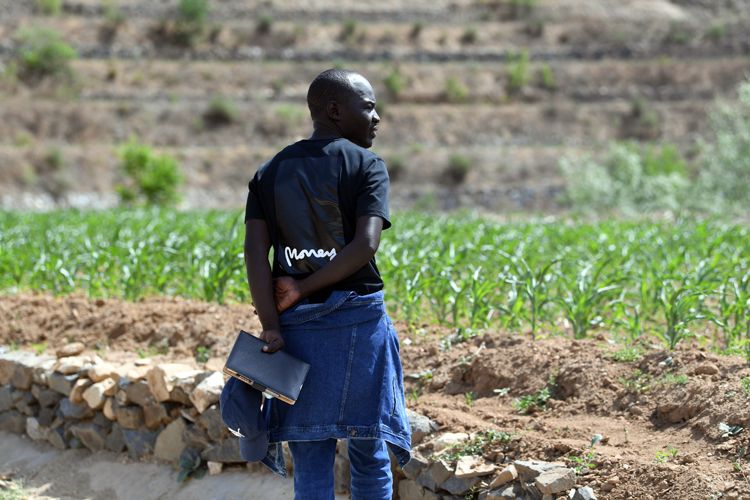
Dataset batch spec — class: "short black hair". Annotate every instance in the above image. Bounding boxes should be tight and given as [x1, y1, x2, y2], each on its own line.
[307, 68, 358, 117]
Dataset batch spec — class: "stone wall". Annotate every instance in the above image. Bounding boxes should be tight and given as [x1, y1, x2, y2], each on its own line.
[0, 345, 597, 499]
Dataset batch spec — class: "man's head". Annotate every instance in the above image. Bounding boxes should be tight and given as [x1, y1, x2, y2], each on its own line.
[307, 68, 380, 148]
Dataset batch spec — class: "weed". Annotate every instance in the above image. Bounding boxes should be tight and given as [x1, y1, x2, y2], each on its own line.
[195, 345, 211, 364]
[442, 430, 513, 463]
[741, 377, 750, 396]
[620, 369, 652, 393]
[705, 23, 727, 42]
[509, 0, 537, 19]
[655, 446, 679, 463]
[658, 373, 689, 386]
[339, 19, 359, 44]
[444, 77, 469, 103]
[178, 0, 209, 26]
[460, 27, 478, 45]
[256, 15, 273, 35]
[465, 391, 477, 407]
[31, 342, 47, 355]
[513, 385, 550, 414]
[409, 22, 424, 41]
[609, 346, 643, 363]
[568, 450, 597, 473]
[538, 64, 556, 90]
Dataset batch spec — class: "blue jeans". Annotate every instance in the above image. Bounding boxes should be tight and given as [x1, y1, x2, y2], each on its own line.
[289, 439, 392, 500]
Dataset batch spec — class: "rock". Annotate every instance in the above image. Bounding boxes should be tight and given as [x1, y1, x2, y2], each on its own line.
[154, 417, 187, 462]
[26, 417, 48, 441]
[431, 432, 470, 452]
[47, 372, 78, 396]
[207, 461, 223, 475]
[514, 460, 567, 482]
[442, 474, 481, 495]
[481, 483, 524, 500]
[601, 476, 619, 492]
[37, 407, 56, 427]
[655, 402, 699, 423]
[88, 363, 119, 383]
[490, 464, 518, 489]
[0, 351, 50, 389]
[59, 397, 94, 420]
[183, 422, 212, 449]
[0, 385, 12, 412]
[54, 356, 89, 375]
[535, 468, 576, 495]
[115, 405, 144, 429]
[71, 378, 94, 404]
[106, 424, 126, 453]
[147, 364, 202, 403]
[455, 455, 497, 479]
[103, 397, 117, 420]
[143, 402, 170, 430]
[36, 388, 62, 408]
[47, 424, 67, 450]
[398, 479, 426, 499]
[122, 429, 158, 459]
[198, 406, 225, 441]
[694, 363, 719, 376]
[125, 380, 155, 407]
[407, 409, 440, 445]
[57, 342, 85, 358]
[14, 392, 38, 416]
[572, 486, 598, 500]
[417, 460, 452, 490]
[201, 438, 243, 463]
[190, 371, 223, 413]
[204, 357, 224, 372]
[403, 453, 429, 480]
[0, 410, 26, 433]
[70, 423, 107, 452]
[32, 358, 56, 385]
[83, 378, 117, 410]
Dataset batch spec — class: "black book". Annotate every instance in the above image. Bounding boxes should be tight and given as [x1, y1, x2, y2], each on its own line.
[223, 330, 310, 405]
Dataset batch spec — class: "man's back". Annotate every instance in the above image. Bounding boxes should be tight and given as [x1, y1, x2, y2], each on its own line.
[246, 137, 391, 296]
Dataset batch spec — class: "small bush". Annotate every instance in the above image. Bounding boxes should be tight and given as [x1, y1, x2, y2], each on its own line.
[460, 27, 478, 45]
[36, 0, 62, 15]
[507, 50, 530, 94]
[178, 0, 209, 25]
[443, 77, 469, 103]
[16, 27, 77, 82]
[383, 68, 407, 101]
[538, 64, 556, 90]
[509, 0, 537, 19]
[443, 154, 472, 184]
[203, 96, 239, 127]
[339, 19, 359, 44]
[620, 97, 661, 140]
[514, 385, 550, 414]
[117, 139, 183, 206]
[387, 156, 406, 182]
[409, 22, 424, 41]
[256, 15, 273, 35]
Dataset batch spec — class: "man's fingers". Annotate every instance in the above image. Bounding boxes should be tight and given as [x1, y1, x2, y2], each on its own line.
[262, 337, 284, 353]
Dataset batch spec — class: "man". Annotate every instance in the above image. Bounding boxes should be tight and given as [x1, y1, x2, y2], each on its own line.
[243, 68, 411, 500]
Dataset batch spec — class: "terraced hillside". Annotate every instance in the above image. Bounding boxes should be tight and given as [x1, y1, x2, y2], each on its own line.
[1, 0, 749, 211]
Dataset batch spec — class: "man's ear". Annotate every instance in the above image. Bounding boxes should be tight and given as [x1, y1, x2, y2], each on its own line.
[326, 101, 340, 122]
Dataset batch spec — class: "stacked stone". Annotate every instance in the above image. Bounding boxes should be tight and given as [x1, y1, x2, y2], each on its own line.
[0, 344, 233, 468]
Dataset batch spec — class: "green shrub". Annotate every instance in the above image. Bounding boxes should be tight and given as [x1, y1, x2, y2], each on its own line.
[460, 27, 478, 44]
[509, 0, 537, 19]
[444, 77, 469, 103]
[36, 0, 62, 15]
[16, 27, 77, 81]
[409, 22, 424, 41]
[117, 139, 183, 206]
[383, 68, 407, 101]
[560, 143, 690, 214]
[339, 19, 359, 44]
[621, 98, 661, 140]
[256, 15, 273, 35]
[507, 50, 530, 94]
[538, 64, 556, 90]
[178, 0, 209, 25]
[203, 96, 238, 127]
[443, 154, 472, 184]
[692, 77, 750, 213]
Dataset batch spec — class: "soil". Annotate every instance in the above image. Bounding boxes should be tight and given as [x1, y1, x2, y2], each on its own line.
[3, 293, 750, 499]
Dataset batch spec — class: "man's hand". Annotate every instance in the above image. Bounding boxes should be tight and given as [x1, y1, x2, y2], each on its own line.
[259, 329, 284, 353]
[274, 276, 304, 313]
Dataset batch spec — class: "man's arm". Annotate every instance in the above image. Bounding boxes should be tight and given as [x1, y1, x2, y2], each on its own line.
[244, 219, 284, 353]
[274, 215, 383, 312]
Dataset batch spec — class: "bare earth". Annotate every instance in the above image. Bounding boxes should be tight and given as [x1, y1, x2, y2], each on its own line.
[2, 293, 750, 499]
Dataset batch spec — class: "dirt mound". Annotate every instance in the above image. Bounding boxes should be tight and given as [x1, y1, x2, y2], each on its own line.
[2, 293, 750, 498]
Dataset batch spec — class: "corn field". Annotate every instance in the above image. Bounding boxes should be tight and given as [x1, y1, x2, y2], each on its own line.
[1, 210, 748, 354]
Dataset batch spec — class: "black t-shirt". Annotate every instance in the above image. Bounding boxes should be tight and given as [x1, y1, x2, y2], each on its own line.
[244, 137, 391, 296]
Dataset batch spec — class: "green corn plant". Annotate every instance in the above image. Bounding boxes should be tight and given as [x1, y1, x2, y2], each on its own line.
[500, 252, 558, 338]
[655, 284, 708, 350]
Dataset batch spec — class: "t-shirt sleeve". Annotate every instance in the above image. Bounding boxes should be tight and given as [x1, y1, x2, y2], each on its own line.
[356, 157, 392, 230]
[244, 173, 265, 223]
